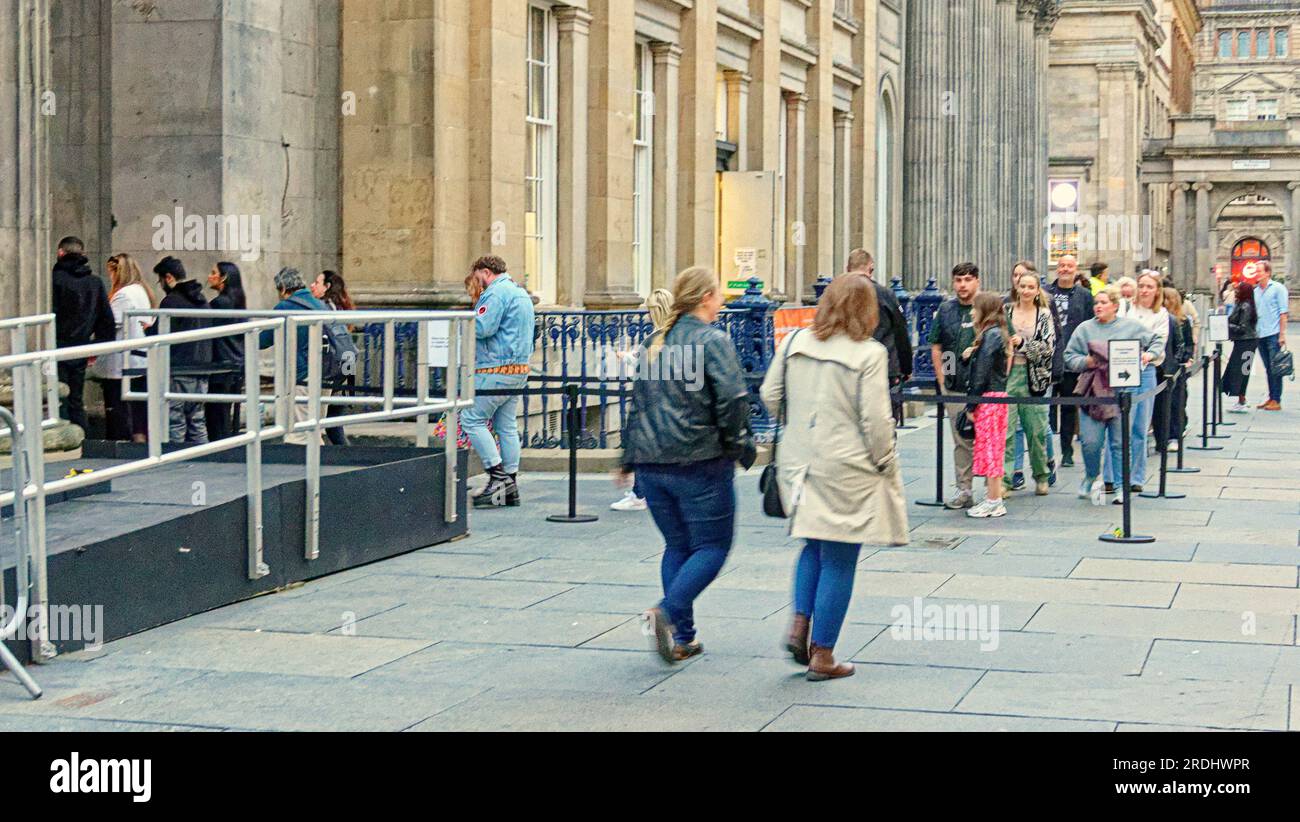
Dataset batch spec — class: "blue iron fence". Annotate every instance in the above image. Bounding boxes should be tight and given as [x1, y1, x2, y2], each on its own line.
[353, 276, 946, 449]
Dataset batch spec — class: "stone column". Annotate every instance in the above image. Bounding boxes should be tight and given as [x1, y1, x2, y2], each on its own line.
[676, 0, 718, 273]
[1289, 182, 1300, 283]
[746, 0, 783, 176]
[803, 0, 835, 300]
[649, 41, 680, 292]
[834, 110, 854, 275]
[0, 0, 51, 329]
[851, 0, 879, 255]
[947, 2, 970, 274]
[555, 7, 591, 306]
[785, 92, 808, 304]
[1171, 182, 1190, 283]
[724, 71, 751, 171]
[1034, 3, 1056, 275]
[1194, 181, 1213, 292]
[1017, 1, 1037, 283]
[904, 0, 949, 288]
[972, 0, 996, 274]
[996, 0, 1017, 284]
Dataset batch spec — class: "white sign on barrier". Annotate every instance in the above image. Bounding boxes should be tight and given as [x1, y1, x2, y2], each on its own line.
[1208, 313, 1230, 344]
[1108, 339, 1141, 389]
[426, 320, 450, 367]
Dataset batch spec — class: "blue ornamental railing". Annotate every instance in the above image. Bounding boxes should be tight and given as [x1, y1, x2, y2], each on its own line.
[353, 275, 947, 449]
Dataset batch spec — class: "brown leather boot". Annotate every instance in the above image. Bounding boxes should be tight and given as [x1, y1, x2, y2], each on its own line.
[784, 614, 811, 666]
[806, 644, 855, 682]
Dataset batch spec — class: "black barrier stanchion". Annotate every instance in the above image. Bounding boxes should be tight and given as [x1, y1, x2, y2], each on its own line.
[916, 396, 947, 508]
[1208, 345, 1230, 440]
[1186, 355, 1223, 453]
[1100, 392, 1154, 544]
[1213, 342, 1236, 427]
[547, 382, 599, 524]
[1168, 367, 1200, 474]
[1141, 378, 1185, 500]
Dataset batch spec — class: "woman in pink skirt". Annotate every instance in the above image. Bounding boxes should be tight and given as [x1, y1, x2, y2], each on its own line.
[960, 292, 1012, 518]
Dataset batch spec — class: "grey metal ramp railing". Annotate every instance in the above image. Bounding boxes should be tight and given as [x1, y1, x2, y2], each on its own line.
[0, 405, 42, 699]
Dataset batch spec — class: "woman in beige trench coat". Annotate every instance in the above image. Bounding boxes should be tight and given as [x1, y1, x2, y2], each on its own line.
[760, 273, 909, 681]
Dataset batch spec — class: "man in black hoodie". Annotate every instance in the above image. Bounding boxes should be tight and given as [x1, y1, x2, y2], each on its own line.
[148, 256, 213, 444]
[1042, 255, 1094, 466]
[51, 236, 115, 433]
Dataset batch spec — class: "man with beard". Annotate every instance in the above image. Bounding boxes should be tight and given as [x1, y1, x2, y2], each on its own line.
[1042, 255, 1094, 466]
[51, 236, 115, 432]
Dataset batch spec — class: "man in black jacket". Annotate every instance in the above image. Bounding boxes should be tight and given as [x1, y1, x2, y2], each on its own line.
[1042, 255, 1094, 466]
[929, 262, 981, 509]
[51, 236, 115, 433]
[149, 256, 213, 444]
[845, 249, 913, 394]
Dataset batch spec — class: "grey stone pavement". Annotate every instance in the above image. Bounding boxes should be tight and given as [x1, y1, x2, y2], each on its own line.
[2, 364, 1298, 731]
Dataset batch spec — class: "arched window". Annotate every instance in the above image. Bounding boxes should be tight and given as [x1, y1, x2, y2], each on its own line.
[1257, 30, 1270, 59]
[1238, 30, 1250, 57]
[1277, 28, 1289, 57]
[1220, 32, 1232, 58]
[876, 90, 894, 283]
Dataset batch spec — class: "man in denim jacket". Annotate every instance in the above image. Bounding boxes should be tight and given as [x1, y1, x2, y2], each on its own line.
[465, 255, 535, 508]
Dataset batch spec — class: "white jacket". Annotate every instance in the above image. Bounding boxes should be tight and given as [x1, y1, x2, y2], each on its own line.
[1122, 303, 1170, 368]
[90, 283, 155, 380]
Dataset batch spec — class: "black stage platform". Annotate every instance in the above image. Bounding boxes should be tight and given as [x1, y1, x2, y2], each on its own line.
[2, 442, 468, 663]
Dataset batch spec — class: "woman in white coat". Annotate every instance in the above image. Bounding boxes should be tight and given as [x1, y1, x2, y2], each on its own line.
[760, 274, 909, 681]
[90, 253, 156, 441]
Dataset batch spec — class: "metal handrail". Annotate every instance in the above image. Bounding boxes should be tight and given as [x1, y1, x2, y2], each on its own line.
[0, 405, 42, 698]
[0, 314, 60, 439]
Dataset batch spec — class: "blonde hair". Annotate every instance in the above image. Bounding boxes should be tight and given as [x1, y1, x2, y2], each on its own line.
[1162, 286, 1185, 320]
[645, 288, 673, 332]
[1012, 269, 1048, 309]
[1116, 275, 1138, 296]
[1136, 271, 1164, 310]
[1096, 284, 1122, 308]
[648, 267, 719, 361]
[107, 253, 157, 308]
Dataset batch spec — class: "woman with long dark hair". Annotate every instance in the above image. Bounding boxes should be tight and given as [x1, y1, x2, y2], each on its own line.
[619, 267, 755, 664]
[205, 262, 247, 440]
[319, 270, 354, 445]
[962, 293, 1013, 519]
[1223, 280, 1258, 413]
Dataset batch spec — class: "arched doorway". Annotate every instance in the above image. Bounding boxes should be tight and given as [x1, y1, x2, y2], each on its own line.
[875, 89, 894, 284]
[1231, 237, 1270, 282]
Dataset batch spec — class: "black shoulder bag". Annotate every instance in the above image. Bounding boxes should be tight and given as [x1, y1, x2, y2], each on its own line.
[760, 330, 803, 518]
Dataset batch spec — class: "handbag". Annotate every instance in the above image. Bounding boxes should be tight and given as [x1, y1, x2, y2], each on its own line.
[760, 330, 804, 518]
[1274, 346, 1294, 380]
[955, 404, 977, 440]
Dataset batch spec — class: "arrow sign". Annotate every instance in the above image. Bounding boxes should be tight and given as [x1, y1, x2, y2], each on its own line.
[1108, 340, 1141, 389]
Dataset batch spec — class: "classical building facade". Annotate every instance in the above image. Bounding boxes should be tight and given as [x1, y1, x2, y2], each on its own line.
[1047, 0, 1203, 280]
[4, 1, 1068, 316]
[1143, 0, 1300, 299]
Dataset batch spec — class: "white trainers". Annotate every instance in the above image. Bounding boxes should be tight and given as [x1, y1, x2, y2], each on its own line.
[967, 499, 1007, 519]
[1089, 478, 1106, 507]
[610, 490, 648, 512]
[944, 490, 975, 510]
[1229, 402, 1249, 414]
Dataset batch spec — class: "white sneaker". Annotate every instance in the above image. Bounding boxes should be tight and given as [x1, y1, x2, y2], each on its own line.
[966, 499, 1007, 519]
[1089, 479, 1106, 507]
[1229, 402, 1249, 414]
[610, 490, 648, 512]
[1167, 441, 1179, 453]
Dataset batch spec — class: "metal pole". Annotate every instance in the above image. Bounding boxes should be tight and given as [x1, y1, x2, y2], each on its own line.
[1186, 355, 1221, 452]
[1100, 392, 1154, 544]
[443, 320, 461, 524]
[1142, 380, 1185, 500]
[158, 316, 172, 445]
[244, 329, 268, 580]
[1214, 341, 1234, 427]
[0, 404, 41, 698]
[1169, 368, 1200, 474]
[416, 321, 431, 448]
[1208, 345, 1229, 440]
[546, 383, 597, 524]
[916, 394, 947, 507]
[19, 363, 54, 661]
[305, 322, 323, 561]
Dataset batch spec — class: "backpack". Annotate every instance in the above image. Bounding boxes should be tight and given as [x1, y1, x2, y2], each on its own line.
[288, 298, 359, 385]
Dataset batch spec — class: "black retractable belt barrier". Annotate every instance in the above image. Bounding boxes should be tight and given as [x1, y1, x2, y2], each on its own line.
[1169, 361, 1201, 474]
[1141, 378, 1184, 500]
[1214, 342, 1236, 428]
[1208, 345, 1231, 440]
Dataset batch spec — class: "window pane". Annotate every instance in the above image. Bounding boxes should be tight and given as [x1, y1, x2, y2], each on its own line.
[1278, 28, 1289, 56]
[529, 7, 545, 62]
[1220, 32, 1232, 58]
[1238, 31, 1249, 57]
[1258, 31, 1270, 58]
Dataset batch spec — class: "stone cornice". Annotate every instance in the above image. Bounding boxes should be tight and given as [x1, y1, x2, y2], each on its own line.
[717, 2, 763, 42]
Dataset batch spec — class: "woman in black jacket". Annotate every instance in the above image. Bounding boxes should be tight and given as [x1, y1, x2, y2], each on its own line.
[1222, 281, 1258, 413]
[205, 262, 247, 440]
[1152, 287, 1189, 452]
[962, 293, 1012, 519]
[618, 267, 756, 664]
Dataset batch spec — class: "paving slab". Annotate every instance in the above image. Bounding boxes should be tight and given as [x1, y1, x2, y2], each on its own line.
[335, 603, 634, 647]
[1024, 602, 1295, 645]
[579, 614, 885, 660]
[861, 551, 1081, 578]
[763, 704, 1113, 732]
[1142, 639, 1300, 685]
[1070, 558, 1297, 587]
[931, 575, 1178, 608]
[854, 630, 1151, 676]
[1173, 583, 1300, 616]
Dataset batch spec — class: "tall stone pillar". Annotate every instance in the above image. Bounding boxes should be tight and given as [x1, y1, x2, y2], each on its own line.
[1194, 181, 1213, 292]
[851, 0, 879, 258]
[904, 0, 949, 288]
[996, 0, 1017, 285]
[583, 0, 640, 309]
[1171, 182, 1190, 283]
[1289, 182, 1300, 282]
[555, 7, 592, 306]
[1017, 1, 1037, 281]
[785, 92, 808, 302]
[972, 0, 996, 273]
[947, 2, 971, 272]
[724, 71, 751, 171]
[676, 0, 718, 274]
[0, 0, 51, 329]
[649, 42, 681, 292]
[803, 0, 835, 299]
[1033, 3, 1057, 276]
[834, 111, 854, 275]
[747, 0, 783, 176]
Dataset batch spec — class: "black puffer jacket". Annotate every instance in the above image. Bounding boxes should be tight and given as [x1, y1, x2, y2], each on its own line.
[146, 280, 212, 367]
[621, 314, 755, 469]
[873, 281, 913, 381]
[52, 254, 114, 348]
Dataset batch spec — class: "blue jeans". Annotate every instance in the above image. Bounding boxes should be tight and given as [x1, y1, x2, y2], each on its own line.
[1100, 365, 1155, 485]
[1258, 333, 1284, 403]
[1079, 410, 1123, 483]
[794, 539, 862, 649]
[463, 373, 527, 472]
[637, 457, 736, 644]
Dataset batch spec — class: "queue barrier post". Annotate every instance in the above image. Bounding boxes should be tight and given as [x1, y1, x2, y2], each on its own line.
[546, 381, 599, 524]
[1100, 392, 1155, 544]
[1169, 364, 1201, 474]
[1141, 378, 1185, 500]
[1214, 342, 1235, 427]
[1186, 355, 1223, 453]
[1208, 345, 1230, 440]
[916, 392, 947, 508]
